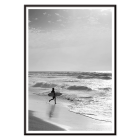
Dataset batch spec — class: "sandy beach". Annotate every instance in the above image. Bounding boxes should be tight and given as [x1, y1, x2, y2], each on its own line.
[29, 110, 65, 131]
[28, 89, 112, 132]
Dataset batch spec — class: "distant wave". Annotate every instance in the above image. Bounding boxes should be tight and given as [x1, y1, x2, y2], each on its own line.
[67, 86, 92, 91]
[98, 88, 111, 91]
[77, 72, 112, 80]
[29, 71, 112, 79]
[64, 80, 79, 82]
[47, 76, 58, 78]
[32, 82, 57, 88]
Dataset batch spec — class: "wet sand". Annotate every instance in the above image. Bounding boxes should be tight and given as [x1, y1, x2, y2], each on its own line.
[29, 110, 65, 131]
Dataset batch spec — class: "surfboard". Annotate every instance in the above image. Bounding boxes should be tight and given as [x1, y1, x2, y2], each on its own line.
[48, 92, 62, 97]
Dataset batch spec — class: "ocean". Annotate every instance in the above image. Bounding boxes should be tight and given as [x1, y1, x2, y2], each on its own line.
[29, 71, 112, 122]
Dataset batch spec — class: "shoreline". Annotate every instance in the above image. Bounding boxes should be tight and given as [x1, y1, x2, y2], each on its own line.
[28, 93, 112, 131]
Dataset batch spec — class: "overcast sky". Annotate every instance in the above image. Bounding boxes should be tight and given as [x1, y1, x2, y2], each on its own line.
[28, 8, 112, 71]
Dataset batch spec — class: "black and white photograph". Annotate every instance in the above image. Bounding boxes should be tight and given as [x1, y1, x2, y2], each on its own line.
[24, 5, 116, 135]
[1, 0, 140, 139]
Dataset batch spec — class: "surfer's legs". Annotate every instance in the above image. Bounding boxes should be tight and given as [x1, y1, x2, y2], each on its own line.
[49, 97, 55, 102]
[49, 99, 53, 102]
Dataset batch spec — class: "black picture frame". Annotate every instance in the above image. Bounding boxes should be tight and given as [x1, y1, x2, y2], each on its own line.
[24, 4, 117, 135]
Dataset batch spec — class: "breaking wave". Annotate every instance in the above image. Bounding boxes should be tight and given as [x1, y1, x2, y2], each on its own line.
[67, 86, 92, 91]
[32, 82, 57, 88]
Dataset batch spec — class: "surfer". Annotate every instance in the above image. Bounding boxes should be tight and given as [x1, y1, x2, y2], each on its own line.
[49, 88, 56, 104]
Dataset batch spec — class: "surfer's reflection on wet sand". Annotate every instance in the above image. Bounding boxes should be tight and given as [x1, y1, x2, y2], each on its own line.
[48, 104, 56, 118]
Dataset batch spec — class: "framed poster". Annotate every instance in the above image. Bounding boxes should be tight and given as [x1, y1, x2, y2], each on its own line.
[24, 5, 117, 135]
